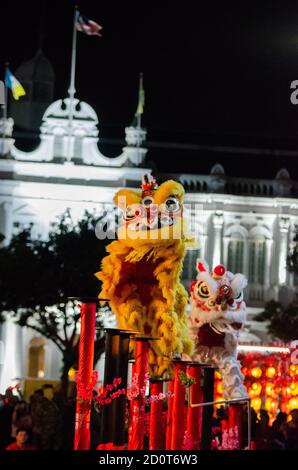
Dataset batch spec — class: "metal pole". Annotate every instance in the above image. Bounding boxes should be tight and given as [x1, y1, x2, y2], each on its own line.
[67, 5, 78, 162]
[189, 390, 251, 450]
[1, 63, 8, 157]
[99, 330, 120, 445]
[3, 63, 8, 121]
[136, 72, 143, 130]
[201, 367, 214, 450]
[189, 395, 250, 408]
[112, 332, 130, 447]
[247, 398, 251, 450]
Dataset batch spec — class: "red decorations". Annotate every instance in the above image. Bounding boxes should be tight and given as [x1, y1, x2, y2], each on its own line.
[127, 372, 149, 401]
[212, 345, 298, 425]
[219, 419, 241, 450]
[197, 261, 206, 272]
[94, 377, 126, 409]
[213, 264, 226, 277]
[76, 370, 98, 402]
[189, 281, 197, 293]
[266, 366, 276, 378]
[228, 404, 243, 449]
[213, 347, 297, 421]
[250, 366, 262, 378]
[215, 284, 232, 308]
[141, 174, 157, 194]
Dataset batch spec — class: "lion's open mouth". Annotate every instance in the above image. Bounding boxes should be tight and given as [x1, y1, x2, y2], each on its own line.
[116, 259, 159, 305]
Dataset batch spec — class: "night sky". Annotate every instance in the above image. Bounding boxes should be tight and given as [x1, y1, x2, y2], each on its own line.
[2, 0, 298, 178]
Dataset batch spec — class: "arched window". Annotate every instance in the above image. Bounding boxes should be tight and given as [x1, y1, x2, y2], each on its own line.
[28, 337, 45, 378]
[227, 232, 245, 273]
[248, 236, 266, 284]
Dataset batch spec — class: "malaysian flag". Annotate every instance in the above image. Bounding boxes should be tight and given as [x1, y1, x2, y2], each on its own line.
[75, 11, 103, 37]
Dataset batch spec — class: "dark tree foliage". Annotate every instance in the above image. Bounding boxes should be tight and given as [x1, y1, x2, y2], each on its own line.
[255, 299, 298, 342]
[255, 227, 298, 341]
[0, 209, 112, 391]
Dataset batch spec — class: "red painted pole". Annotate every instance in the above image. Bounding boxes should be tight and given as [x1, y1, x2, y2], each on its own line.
[165, 380, 174, 449]
[149, 381, 164, 450]
[171, 362, 186, 450]
[186, 365, 202, 449]
[74, 302, 96, 450]
[128, 340, 149, 450]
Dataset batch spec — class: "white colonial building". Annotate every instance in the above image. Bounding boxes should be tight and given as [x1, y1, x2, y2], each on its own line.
[0, 90, 297, 391]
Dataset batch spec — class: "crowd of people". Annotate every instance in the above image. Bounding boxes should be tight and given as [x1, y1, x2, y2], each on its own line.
[0, 386, 78, 450]
[213, 405, 298, 450]
[251, 408, 298, 450]
[1, 384, 298, 450]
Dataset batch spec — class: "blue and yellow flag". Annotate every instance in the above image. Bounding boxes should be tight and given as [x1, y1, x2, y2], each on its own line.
[5, 68, 26, 100]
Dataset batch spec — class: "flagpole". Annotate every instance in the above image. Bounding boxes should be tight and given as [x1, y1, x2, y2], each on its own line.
[67, 5, 78, 162]
[3, 63, 8, 122]
[1, 63, 9, 156]
[136, 72, 143, 130]
[2, 63, 9, 122]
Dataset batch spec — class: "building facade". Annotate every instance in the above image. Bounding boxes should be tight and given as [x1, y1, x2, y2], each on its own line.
[0, 94, 297, 391]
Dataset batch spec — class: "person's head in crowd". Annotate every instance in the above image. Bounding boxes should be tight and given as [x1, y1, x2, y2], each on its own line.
[42, 384, 54, 400]
[260, 409, 269, 426]
[53, 390, 64, 403]
[33, 389, 44, 402]
[290, 409, 298, 426]
[15, 428, 29, 448]
[5, 388, 15, 403]
[275, 411, 287, 425]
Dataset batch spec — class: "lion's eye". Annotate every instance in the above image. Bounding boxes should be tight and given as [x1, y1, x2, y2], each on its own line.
[165, 196, 180, 213]
[124, 205, 142, 221]
[142, 196, 154, 207]
[234, 292, 243, 302]
[195, 281, 210, 299]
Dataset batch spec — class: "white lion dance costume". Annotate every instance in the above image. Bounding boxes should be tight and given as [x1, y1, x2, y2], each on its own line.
[188, 259, 248, 400]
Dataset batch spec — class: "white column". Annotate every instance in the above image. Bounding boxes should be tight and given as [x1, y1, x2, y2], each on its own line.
[288, 223, 296, 288]
[278, 216, 290, 285]
[0, 201, 13, 244]
[243, 239, 249, 278]
[223, 236, 229, 268]
[212, 212, 224, 266]
[0, 321, 23, 392]
[44, 342, 52, 379]
[43, 344, 63, 380]
[264, 239, 273, 287]
[199, 233, 206, 259]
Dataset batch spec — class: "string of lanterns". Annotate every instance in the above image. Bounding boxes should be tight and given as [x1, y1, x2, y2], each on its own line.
[214, 351, 298, 421]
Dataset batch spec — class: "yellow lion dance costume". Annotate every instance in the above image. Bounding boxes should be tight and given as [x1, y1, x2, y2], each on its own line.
[96, 174, 194, 377]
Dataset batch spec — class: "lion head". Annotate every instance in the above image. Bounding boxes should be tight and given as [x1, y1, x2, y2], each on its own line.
[114, 174, 188, 247]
